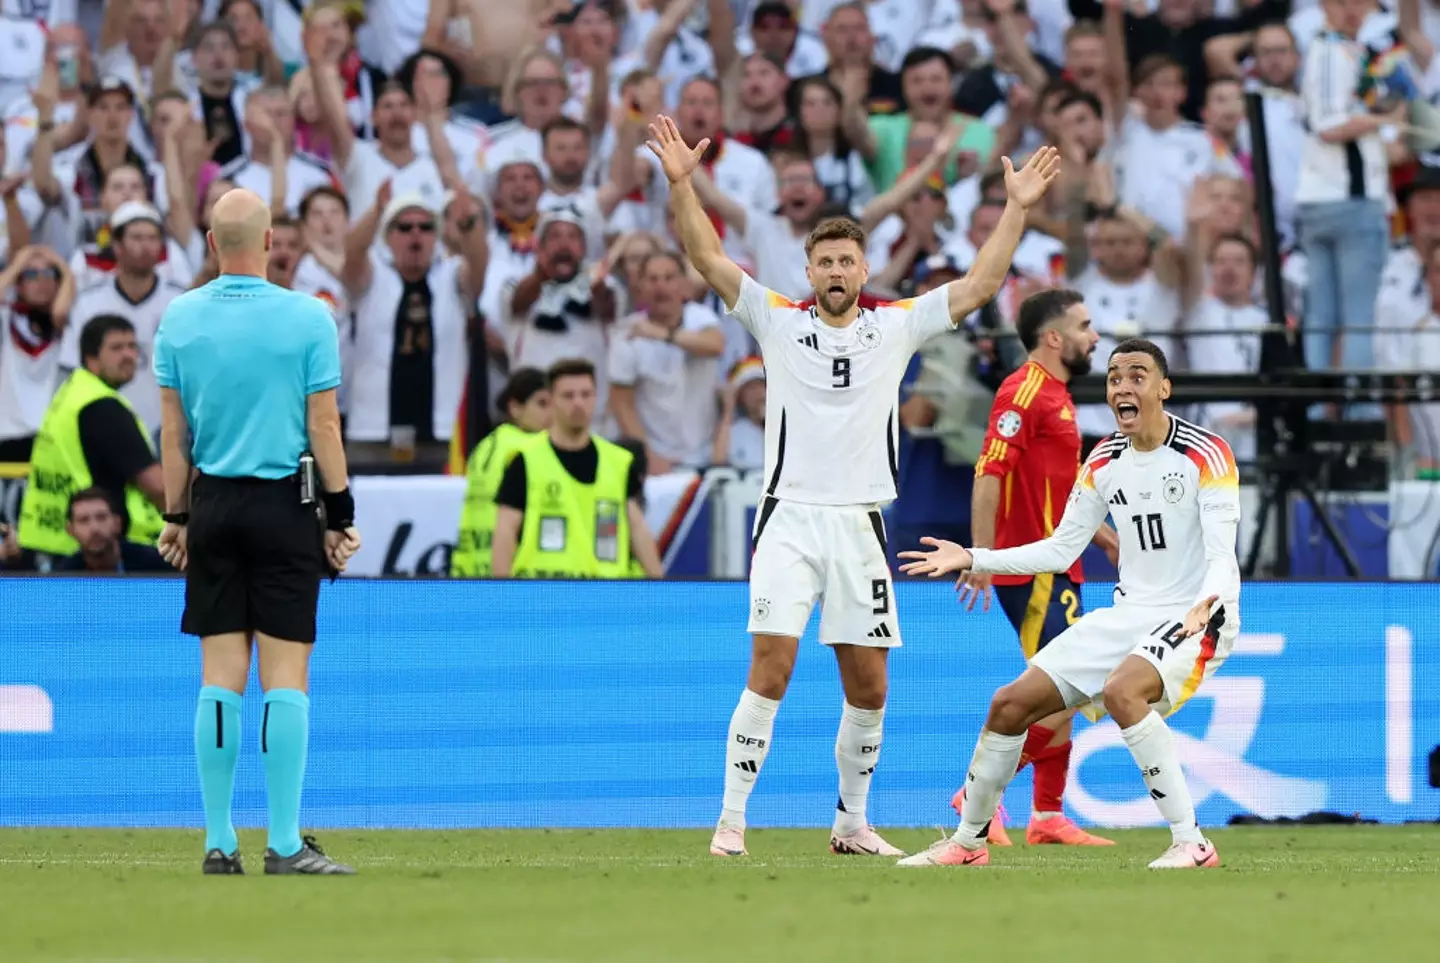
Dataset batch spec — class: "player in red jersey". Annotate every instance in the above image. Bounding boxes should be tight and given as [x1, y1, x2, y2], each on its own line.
[951, 289, 1119, 846]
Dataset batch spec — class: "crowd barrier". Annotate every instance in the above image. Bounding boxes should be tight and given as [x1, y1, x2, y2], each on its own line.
[5, 472, 1440, 577]
[2, 579, 1436, 829]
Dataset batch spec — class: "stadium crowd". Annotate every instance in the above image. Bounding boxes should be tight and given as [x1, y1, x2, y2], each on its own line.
[2, 0, 1440, 574]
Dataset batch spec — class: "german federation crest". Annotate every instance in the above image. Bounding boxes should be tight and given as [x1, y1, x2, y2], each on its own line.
[857, 323, 881, 349]
[1163, 472, 1185, 503]
[996, 410, 1022, 438]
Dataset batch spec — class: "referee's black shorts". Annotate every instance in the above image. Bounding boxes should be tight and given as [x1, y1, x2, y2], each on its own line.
[182, 474, 324, 643]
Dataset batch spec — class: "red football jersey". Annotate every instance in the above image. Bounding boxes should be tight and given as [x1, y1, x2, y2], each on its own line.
[973, 361, 1084, 586]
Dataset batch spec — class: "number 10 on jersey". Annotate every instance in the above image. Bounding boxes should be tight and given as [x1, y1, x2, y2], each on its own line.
[1131, 513, 1166, 551]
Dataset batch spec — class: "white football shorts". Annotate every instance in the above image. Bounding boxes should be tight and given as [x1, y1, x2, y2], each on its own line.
[746, 497, 899, 647]
[1029, 598, 1239, 717]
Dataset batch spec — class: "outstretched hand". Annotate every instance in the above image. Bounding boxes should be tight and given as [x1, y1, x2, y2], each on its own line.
[897, 537, 975, 578]
[645, 115, 709, 185]
[1002, 145, 1062, 209]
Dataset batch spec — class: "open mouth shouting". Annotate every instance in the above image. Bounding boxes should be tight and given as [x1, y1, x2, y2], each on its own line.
[1113, 401, 1140, 430]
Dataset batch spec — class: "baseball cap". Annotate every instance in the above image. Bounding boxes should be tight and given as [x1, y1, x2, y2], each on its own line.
[88, 76, 136, 107]
[913, 253, 964, 285]
[752, 1, 796, 26]
[110, 201, 163, 233]
[381, 192, 436, 232]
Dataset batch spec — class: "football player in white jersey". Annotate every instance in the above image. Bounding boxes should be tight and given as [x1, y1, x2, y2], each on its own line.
[644, 115, 1061, 858]
[897, 338, 1241, 870]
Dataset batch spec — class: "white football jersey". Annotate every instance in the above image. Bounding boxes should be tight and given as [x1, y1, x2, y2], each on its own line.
[971, 415, 1242, 610]
[727, 272, 955, 506]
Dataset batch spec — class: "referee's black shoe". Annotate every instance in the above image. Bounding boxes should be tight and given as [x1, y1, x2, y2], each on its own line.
[264, 835, 356, 875]
[202, 848, 245, 875]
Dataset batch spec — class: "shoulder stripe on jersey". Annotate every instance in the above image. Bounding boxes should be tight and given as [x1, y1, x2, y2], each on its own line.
[1172, 423, 1231, 480]
[766, 290, 803, 310]
[765, 408, 787, 495]
[1013, 365, 1047, 409]
[1084, 435, 1127, 472]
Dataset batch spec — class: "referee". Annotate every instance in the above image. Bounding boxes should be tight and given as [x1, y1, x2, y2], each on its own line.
[152, 188, 359, 877]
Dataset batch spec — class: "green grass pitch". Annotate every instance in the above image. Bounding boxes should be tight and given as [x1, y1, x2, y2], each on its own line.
[1, 827, 1436, 962]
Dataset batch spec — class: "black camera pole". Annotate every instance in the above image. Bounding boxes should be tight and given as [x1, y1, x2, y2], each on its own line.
[1242, 90, 1361, 577]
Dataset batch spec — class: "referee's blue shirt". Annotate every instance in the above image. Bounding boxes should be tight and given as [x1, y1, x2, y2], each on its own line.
[153, 274, 342, 480]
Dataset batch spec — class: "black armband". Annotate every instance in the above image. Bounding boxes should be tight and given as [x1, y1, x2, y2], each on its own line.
[322, 488, 355, 531]
[161, 512, 190, 525]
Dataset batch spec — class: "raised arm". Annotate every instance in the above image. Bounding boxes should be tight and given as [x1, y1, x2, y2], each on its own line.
[943, 147, 1061, 323]
[646, 115, 743, 309]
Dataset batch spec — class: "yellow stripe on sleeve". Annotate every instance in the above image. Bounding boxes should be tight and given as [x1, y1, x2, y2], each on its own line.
[1013, 366, 1046, 409]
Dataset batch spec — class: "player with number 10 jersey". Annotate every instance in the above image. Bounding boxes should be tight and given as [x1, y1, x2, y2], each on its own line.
[642, 114, 1063, 858]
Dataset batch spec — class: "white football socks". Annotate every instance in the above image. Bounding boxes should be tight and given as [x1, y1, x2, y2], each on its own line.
[833, 702, 884, 835]
[953, 730, 1026, 848]
[1121, 710, 1205, 845]
[720, 688, 780, 829]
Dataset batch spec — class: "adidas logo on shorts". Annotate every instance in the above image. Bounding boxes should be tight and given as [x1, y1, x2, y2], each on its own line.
[867, 624, 893, 639]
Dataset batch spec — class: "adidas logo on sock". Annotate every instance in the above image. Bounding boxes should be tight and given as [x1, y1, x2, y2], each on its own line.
[734, 760, 758, 774]
[867, 623, 893, 639]
[797, 333, 819, 350]
[1110, 490, 1128, 506]
[1149, 787, 1167, 800]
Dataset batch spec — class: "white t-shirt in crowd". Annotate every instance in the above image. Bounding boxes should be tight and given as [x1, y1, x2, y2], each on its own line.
[1296, 28, 1391, 205]
[742, 211, 813, 302]
[734, 30, 830, 78]
[354, 0, 429, 74]
[291, 252, 352, 412]
[643, 139, 778, 265]
[1186, 297, 1265, 462]
[225, 154, 336, 216]
[0, 305, 62, 442]
[1117, 115, 1241, 238]
[726, 414, 766, 471]
[1074, 266, 1182, 436]
[342, 141, 447, 220]
[61, 276, 187, 433]
[608, 303, 722, 465]
[3, 97, 80, 175]
[0, 16, 46, 115]
[500, 271, 620, 428]
[726, 272, 956, 505]
[411, 116, 492, 189]
[348, 252, 469, 443]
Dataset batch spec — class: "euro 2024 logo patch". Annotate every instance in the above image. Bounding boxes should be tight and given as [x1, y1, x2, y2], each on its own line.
[996, 410, 1022, 438]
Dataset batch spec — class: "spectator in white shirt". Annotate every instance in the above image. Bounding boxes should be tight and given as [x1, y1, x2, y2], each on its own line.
[539, 115, 640, 262]
[609, 250, 724, 472]
[309, 28, 450, 215]
[63, 202, 187, 434]
[1188, 234, 1265, 461]
[501, 209, 621, 427]
[711, 355, 766, 471]
[1296, 0, 1401, 381]
[486, 48, 571, 178]
[223, 85, 335, 216]
[96, 0, 170, 110]
[340, 185, 489, 465]
[4, 24, 92, 178]
[398, 47, 490, 186]
[1117, 55, 1236, 239]
[740, 1, 830, 78]
[0, 245, 75, 462]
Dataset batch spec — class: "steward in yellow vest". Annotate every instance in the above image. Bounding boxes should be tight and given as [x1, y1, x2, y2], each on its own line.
[490, 358, 664, 579]
[451, 368, 552, 577]
[18, 316, 165, 557]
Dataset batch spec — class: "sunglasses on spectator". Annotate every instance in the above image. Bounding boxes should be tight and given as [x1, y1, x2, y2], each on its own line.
[392, 221, 436, 234]
[19, 267, 61, 282]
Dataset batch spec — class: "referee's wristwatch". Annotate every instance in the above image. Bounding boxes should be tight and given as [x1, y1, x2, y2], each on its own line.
[162, 512, 190, 525]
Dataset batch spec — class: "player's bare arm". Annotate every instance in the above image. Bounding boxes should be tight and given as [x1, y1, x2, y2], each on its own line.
[646, 115, 743, 309]
[944, 147, 1061, 323]
[957, 474, 1002, 611]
